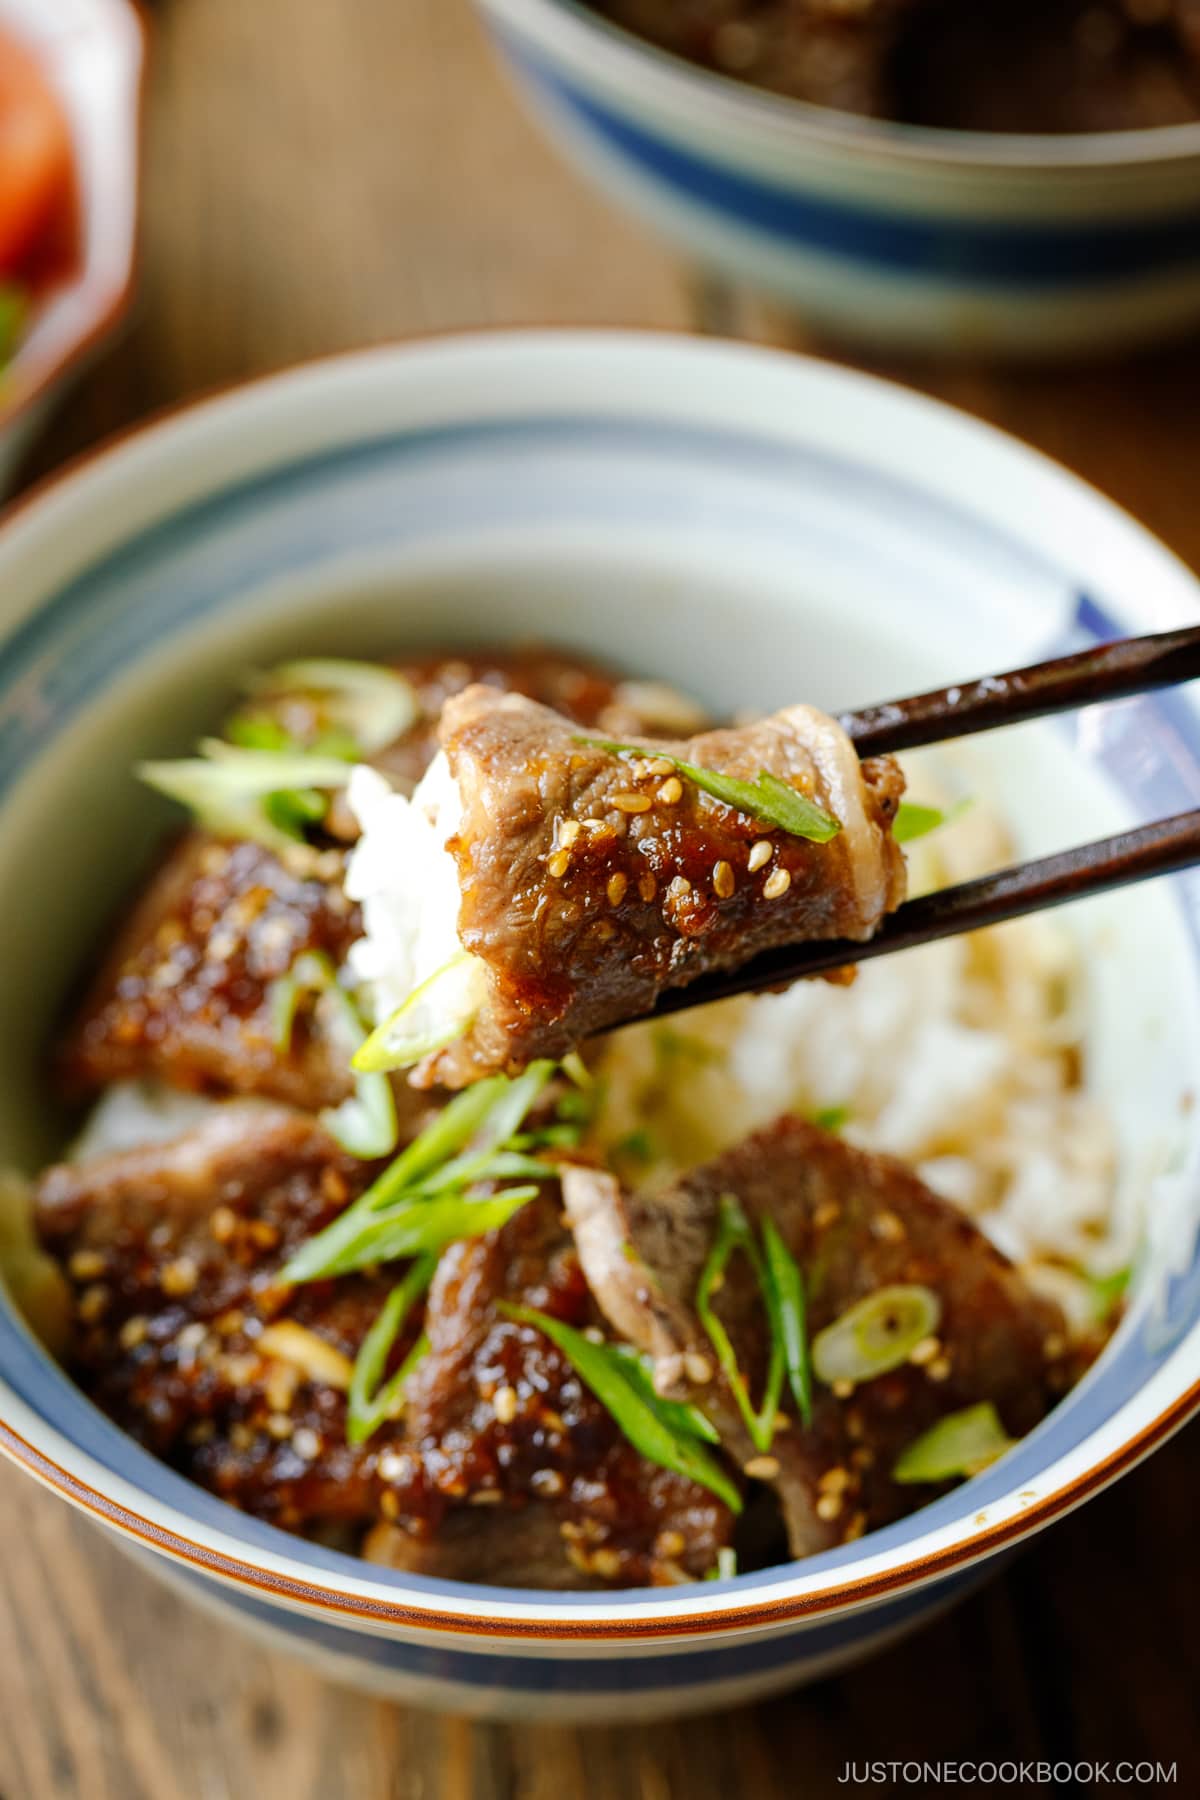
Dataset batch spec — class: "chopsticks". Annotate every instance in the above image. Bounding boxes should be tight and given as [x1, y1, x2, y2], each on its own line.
[648, 626, 1200, 1019]
[841, 624, 1200, 756]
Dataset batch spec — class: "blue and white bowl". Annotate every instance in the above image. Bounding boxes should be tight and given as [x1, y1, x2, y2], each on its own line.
[0, 332, 1197, 1720]
[476, 0, 1200, 357]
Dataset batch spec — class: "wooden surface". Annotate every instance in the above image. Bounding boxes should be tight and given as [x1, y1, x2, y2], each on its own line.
[2, 1, 1198, 1794]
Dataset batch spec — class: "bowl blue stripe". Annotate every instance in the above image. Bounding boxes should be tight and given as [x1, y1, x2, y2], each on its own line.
[498, 31, 1200, 288]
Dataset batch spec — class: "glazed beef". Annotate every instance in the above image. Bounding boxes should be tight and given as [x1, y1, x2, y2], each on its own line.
[59, 835, 362, 1111]
[33, 1105, 406, 1531]
[421, 686, 905, 1085]
[365, 1195, 733, 1587]
[563, 1116, 1070, 1557]
[366, 646, 708, 799]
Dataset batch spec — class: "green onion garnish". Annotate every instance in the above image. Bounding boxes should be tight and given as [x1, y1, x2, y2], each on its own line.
[254, 659, 416, 754]
[347, 1255, 436, 1445]
[609, 1344, 721, 1444]
[893, 798, 972, 845]
[138, 740, 354, 852]
[892, 1402, 1014, 1485]
[705, 1547, 738, 1581]
[696, 1195, 785, 1455]
[280, 1064, 556, 1285]
[498, 1303, 742, 1514]
[353, 951, 481, 1073]
[811, 1284, 942, 1387]
[575, 737, 841, 844]
[760, 1216, 813, 1429]
[1088, 1265, 1131, 1324]
[266, 951, 397, 1160]
[810, 1105, 850, 1134]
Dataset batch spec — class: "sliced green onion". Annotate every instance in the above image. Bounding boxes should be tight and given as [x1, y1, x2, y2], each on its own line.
[280, 1066, 557, 1284]
[285, 1188, 537, 1284]
[347, 1255, 436, 1445]
[810, 1105, 850, 1134]
[811, 1284, 942, 1387]
[610, 1345, 721, 1444]
[560, 1051, 592, 1090]
[138, 741, 353, 852]
[499, 1303, 741, 1514]
[575, 736, 841, 843]
[256, 659, 416, 754]
[893, 799, 974, 845]
[705, 1547, 738, 1581]
[265, 951, 397, 1160]
[226, 713, 295, 752]
[353, 951, 481, 1072]
[760, 1217, 812, 1429]
[892, 1402, 1014, 1485]
[1089, 1265, 1131, 1324]
[696, 1195, 784, 1455]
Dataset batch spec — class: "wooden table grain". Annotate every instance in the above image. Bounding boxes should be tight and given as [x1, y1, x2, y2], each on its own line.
[2, 2, 1197, 1795]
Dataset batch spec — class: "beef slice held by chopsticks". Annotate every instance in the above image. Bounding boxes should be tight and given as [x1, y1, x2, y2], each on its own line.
[347, 685, 907, 1087]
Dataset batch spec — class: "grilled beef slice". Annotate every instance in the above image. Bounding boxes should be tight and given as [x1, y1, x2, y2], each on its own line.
[563, 1116, 1071, 1557]
[420, 686, 905, 1085]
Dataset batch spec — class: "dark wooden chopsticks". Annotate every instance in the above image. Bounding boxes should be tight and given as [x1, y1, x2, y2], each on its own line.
[647, 625, 1200, 1019]
[841, 623, 1200, 756]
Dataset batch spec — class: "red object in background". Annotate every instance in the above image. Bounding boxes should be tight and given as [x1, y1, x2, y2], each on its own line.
[0, 26, 73, 280]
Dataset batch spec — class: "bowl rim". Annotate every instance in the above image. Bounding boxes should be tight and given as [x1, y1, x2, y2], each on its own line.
[0, 327, 1198, 1642]
[0, 0, 146, 433]
[480, 0, 1200, 172]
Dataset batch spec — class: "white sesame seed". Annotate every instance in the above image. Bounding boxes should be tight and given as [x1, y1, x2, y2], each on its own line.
[119, 1315, 148, 1350]
[606, 872, 628, 906]
[908, 1336, 941, 1367]
[743, 1455, 781, 1481]
[547, 849, 571, 878]
[68, 1248, 106, 1281]
[291, 1426, 321, 1461]
[712, 859, 735, 900]
[530, 1468, 565, 1497]
[762, 867, 792, 900]
[747, 840, 773, 872]
[612, 791, 652, 814]
[558, 819, 581, 847]
[657, 777, 683, 805]
[683, 1351, 714, 1385]
[816, 1492, 844, 1522]
[638, 873, 657, 902]
[493, 1384, 518, 1424]
[378, 1448, 412, 1485]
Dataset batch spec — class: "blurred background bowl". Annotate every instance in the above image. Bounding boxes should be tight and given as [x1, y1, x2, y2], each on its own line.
[476, 0, 1200, 358]
[0, 0, 143, 489]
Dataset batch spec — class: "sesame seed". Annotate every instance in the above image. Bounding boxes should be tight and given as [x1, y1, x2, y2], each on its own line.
[871, 1210, 905, 1243]
[683, 1351, 714, 1385]
[638, 873, 657, 902]
[176, 1321, 207, 1353]
[816, 1492, 844, 1523]
[210, 1205, 238, 1244]
[666, 876, 692, 901]
[832, 1378, 855, 1400]
[908, 1335, 941, 1367]
[612, 791, 652, 814]
[68, 1248, 106, 1281]
[291, 1426, 321, 1461]
[493, 1384, 518, 1424]
[747, 840, 773, 872]
[646, 757, 674, 777]
[160, 1256, 198, 1297]
[469, 1487, 504, 1506]
[743, 1455, 781, 1481]
[547, 849, 571, 879]
[229, 1421, 256, 1452]
[927, 1356, 952, 1382]
[530, 1468, 565, 1498]
[657, 777, 683, 805]
[558, 819, 581, 847]
[712, 859, 735, 900]
[818, 1466, 850, 1495]
[378, 1449, 411, 1485]
[607, 872, 628, 906]
[762, 867, 791, 900]
[656, 1529, 686, 1558]
[590, 1547, 623, 1579]
[78, 1284, 110, 1324]
[583, 1327, 606, 1345]
[266, 1412, 293, 1440]
[119, 1315, 148, 1350]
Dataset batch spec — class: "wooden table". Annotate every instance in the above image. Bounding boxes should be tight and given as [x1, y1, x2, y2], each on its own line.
[2, 3, 1197, 1794]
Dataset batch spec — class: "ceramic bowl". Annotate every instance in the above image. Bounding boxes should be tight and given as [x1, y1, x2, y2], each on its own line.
[476, 0, 1200, 357]
[0, 0, 144, 489]
[0, 333, 1196, 1720]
